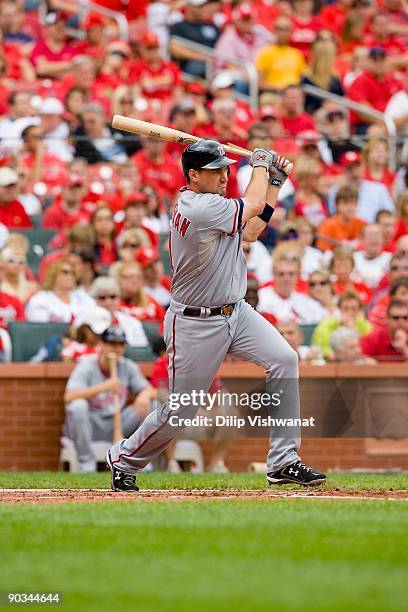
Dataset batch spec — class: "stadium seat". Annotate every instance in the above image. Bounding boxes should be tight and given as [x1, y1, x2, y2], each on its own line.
[19, 229, 57, 275]
[124, 345, 155, 362]
[142, 321, 162, 345]
[8, 321, 69, 362]
[29, 214, 42, 229]
[300, 324, 317, 346]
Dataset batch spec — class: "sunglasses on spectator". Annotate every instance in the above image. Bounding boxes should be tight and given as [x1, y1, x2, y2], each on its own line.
[60, 268, 74, 275]
[6, 257, 25, 265]
[122, 242, 140, 249]
[120, 99, 133, 104]
[276, 271, 297, 277]
[310, 280, 329, 288]
[97, 294, 118, 300]
[389, 314, 408, 321]
[391, 265, 408, 271]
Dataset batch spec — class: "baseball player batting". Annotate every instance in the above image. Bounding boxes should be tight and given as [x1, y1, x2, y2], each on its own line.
[106, 140, 326, 491]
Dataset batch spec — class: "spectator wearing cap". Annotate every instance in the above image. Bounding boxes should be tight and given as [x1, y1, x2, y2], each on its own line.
[131, 138, 184, 202]
[327, 151, 395, 222]
[0, 92, 36, 156]
[42, 173, 87, 231]
[209, 71, 255, 132]
[361, 299, 408, 361]
[63, 324, 156, 472]
[0, 167, 32, 229]
[330, 247, 372, 305]
[31, 11, 78, 78]
[293, 156, 327, 228]
[38, 97, 72, 162]
[320, 106, 361, 165]
[354, 224, 392, 289]
[75, 13, 107, 60]
[280, 85, 315, 137]
[329, 327, 376, 364]
[301, 34, 344, 114]
[25, 257, 82, 323]
[214, 2, 270, 93]
[290, 0, 323, 60]
[114, 261, 165, 324]
[136, 246, 171, 308]
[255, 17, 306, 91]
[0, 245, 38, 303]
[196, 98, 247, 160]
[130, 31, 183, 103]
[73, 103, 135, 165]
[166, 99, 198, 158]
[19, 124, 67, 198]
[348, 46, 402, 133]
[116, 193, 158, 248]
[311, 291, 371, 359]
[61, 305, 112, 363]
[237, 123, 274, 197]
[169, 0, 221, 79]
[97, 40, 132, 93]
[362, 140, 397, 195]
[90, 276, 149, 348]
[257, 256, 327, 324]
[317, 185, 366, 251]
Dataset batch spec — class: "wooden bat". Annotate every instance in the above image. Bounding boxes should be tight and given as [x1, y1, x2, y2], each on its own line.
[112, 114, 251, 158]
[107, 352, 123, 443]
[112, 115, 294, 174]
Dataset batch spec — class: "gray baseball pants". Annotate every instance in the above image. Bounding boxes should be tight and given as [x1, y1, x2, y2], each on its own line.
[110, 299, 301, 474]
[64, 401, 142, 471]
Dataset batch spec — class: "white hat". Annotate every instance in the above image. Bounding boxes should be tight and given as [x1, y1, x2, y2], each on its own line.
[39, 97, 64, 115]
[0, 167, 18, 187]
[186, 0, 209, 6]
[74, 306, 112, 335]
[211, 71, 236, 90]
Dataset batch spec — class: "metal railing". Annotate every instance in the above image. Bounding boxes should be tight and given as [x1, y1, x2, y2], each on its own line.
[170, 36, 259, 112]
[302, 84, 398, 169]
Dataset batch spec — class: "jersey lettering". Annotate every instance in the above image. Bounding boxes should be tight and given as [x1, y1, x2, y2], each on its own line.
[172, 209, 191, 237]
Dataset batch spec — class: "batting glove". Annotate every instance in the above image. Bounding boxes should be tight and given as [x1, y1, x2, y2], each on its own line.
[250, 148, 276, 171]
[268, 155, 292, 188]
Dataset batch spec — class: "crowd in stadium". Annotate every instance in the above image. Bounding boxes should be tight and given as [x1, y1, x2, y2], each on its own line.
[0, 0, 408, 368]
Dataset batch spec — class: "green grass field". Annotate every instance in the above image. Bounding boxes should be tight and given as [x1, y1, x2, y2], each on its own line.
[1, 473, 407, 612]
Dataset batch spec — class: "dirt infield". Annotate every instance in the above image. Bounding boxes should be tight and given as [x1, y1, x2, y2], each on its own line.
[1, 488, 407, 504]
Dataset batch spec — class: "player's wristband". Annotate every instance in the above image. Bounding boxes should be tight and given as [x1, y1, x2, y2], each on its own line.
[258, 203, 274, 223]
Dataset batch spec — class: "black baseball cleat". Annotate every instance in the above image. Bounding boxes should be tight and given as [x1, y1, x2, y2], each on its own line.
[106, 450, 139, 492]
[267, 460, 326, 486]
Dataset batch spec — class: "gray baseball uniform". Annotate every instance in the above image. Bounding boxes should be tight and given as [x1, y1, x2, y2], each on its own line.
[109, 187, 301, 474]
[64, 355, 149, 470]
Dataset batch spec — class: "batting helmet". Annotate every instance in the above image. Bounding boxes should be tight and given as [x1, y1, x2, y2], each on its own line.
[182, 140, 236, 178]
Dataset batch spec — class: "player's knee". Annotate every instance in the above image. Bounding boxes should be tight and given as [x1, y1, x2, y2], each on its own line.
[268, 345, 299, 377]
[65, 399, 89, 419]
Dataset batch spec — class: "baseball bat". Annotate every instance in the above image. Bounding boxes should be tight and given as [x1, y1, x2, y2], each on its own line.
[107, 352, 123, 443]
[112, 115, 252, 158]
